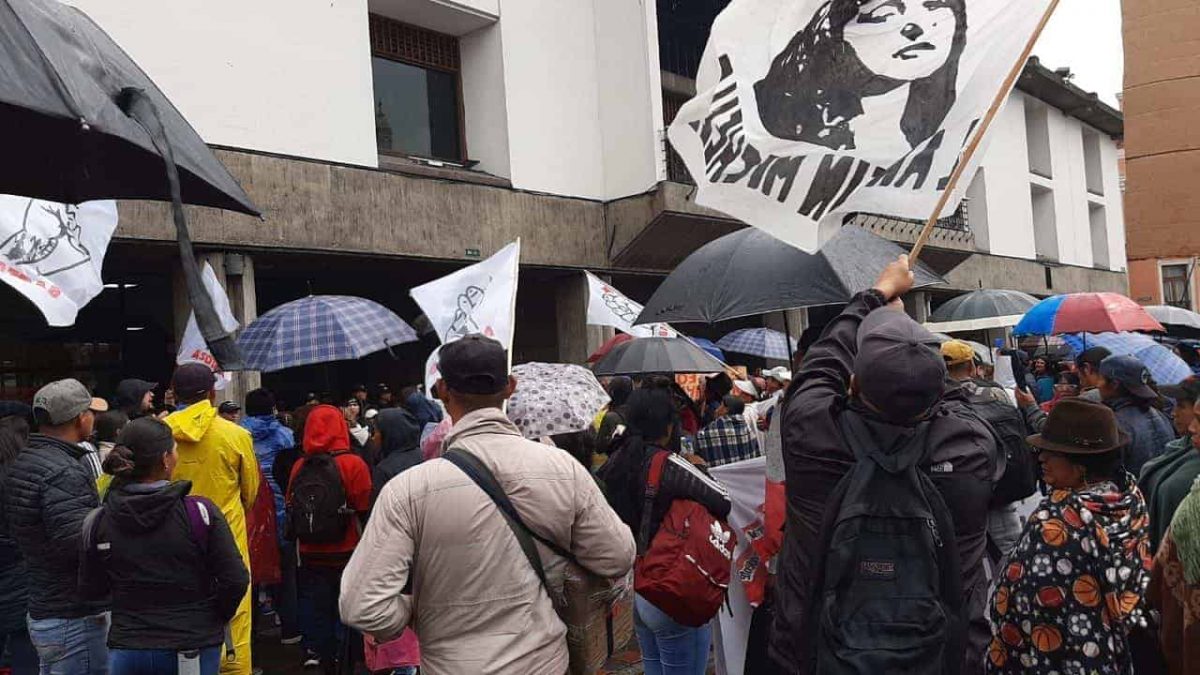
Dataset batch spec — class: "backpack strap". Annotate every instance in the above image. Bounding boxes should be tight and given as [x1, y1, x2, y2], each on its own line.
[183, 496, 214, 555]
[636, 451, 670, 553]
[442, 448, 575, 592]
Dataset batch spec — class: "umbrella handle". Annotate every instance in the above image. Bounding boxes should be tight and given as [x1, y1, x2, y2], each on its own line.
[385, 338, 399, 361]
[119, 88, 244, 371]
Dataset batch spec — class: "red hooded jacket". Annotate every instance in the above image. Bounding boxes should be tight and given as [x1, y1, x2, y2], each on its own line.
[288, 404, 372, 559]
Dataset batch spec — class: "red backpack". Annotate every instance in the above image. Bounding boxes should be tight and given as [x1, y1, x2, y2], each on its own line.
[634, 451, 736, 627]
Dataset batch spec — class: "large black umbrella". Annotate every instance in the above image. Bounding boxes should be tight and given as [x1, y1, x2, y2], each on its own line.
[0, 0, 261, 367]
[635, 226, 944, 325]
[926, 289, 1040, 332]
[592, 337, 725, 376]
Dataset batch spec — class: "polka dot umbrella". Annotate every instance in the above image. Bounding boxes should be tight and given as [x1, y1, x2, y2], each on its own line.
[507, 362, 611, 440]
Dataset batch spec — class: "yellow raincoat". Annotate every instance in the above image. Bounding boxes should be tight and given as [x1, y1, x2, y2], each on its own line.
[167, 400, 260, 675]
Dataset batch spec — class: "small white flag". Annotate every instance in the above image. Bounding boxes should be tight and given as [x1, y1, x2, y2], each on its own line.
[0, 196, 117, 326]
[177, 263, 239, 390]
[585, 271, 677, 338]
[411, 242, 521, 391]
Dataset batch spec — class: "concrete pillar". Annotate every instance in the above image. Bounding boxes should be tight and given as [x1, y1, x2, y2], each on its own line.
[171, 251, 260, 406]
[904, 291, 932, 324]
[555, 272, 599, 365]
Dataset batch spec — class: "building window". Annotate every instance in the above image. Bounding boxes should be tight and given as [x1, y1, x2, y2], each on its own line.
[369, 15, 463, 162]
[1031, 183, 1058, 261]
[1025, 101, 1052, 178]
[1163, 263, 1192, 310]
[1082, 130, 1104, 196]
[1089, 203, 1109, 269]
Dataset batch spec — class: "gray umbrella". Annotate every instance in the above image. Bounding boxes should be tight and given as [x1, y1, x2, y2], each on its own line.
[592, 337, 725, 376]
[0, 0, 261, 368]
[929, 289, 1039, 324]
[1145, 305, 1200, 338]
[634, 226, 944, 325]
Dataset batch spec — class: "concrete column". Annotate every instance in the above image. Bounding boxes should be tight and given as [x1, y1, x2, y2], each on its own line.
[904, 291, 932, 324]
[555, 272, 598, 365]
[171, 252, 260, 406]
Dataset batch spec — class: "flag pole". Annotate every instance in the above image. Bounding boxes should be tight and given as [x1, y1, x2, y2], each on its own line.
[909, 0, 1061, 264]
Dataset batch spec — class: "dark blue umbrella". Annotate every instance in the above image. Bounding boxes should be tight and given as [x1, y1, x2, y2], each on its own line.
[238, 296, 418, 372]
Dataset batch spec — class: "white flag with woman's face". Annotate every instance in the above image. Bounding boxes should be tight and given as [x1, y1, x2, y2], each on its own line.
[669, 0, 1053, 252]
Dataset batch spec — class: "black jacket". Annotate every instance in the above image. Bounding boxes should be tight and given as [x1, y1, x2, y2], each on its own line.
[0, 465, 28, 634]
[770, 292, 999, 671]
[80, 480, 248, 650]
[2, 434, 106, 620]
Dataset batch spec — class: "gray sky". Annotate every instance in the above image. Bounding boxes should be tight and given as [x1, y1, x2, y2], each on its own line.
[1032, 0, 1123, 106]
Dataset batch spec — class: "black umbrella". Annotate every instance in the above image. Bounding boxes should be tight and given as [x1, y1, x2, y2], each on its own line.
[0, 0, 261, 368]
[928, 289, 1038, 329]
[635, 226, 944, 325]
[592, 337, 725, 376]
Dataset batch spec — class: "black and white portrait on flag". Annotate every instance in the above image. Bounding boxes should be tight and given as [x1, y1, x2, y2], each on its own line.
[668, 0, 1053, 252]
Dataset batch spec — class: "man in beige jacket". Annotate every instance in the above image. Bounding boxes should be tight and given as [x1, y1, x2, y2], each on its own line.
[340, 335, 636, 674]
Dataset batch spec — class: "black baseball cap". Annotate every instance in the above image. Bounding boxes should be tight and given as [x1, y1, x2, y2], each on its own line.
[439, 335, 508, 395]
[172, 363, 217, 402]
[1076, 346, 1112, 369]
[1100, 355, 1157, 400]
[853, 310, 946, 424]
[218, 401, 241, 414]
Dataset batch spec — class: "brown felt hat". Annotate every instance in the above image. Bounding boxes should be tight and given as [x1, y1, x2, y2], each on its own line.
[1027, 398, 1129, 455]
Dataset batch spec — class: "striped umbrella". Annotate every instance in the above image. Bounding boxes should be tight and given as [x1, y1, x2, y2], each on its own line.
[716, 328, 797, 361]
[1013, 293, 1165, 336]
[238, 295, 418, 372]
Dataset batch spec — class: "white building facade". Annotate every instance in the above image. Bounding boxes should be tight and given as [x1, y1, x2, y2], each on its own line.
[6, 0, 1124, 400]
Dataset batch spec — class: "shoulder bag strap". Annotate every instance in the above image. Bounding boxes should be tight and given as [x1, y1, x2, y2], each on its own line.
[443, 448, 573, 590]
[636, 450, 669, 553]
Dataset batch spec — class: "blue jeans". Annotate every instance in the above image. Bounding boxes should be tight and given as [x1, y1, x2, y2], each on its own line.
[633, 594, 711, 675]
[26, 613, 110, 675]
[108, 647, 220, 675]
[2, 627, 39, 675]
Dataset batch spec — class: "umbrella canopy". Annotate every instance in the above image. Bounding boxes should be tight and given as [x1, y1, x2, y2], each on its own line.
[0, 0, 258, 213]
[716, 328, 797, 361]
[926, 289, 1039, 332]
[0, 0, 262, 369]
[687, 337, 726, 362]
[587, 332, 633, 364]
[1061, 333, 1192, 386]
[1144, 305, 1200, 338]
[635, 226, 944, 325]
[1013, 293, 1165, 337]
[238, 296, 418, 372]
[507, 362, 610, 440]
[592, 337, 725, 376]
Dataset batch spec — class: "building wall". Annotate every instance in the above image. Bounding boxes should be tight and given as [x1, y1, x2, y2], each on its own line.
[970, 90, 1126, 271]
[67, 0, 380, 168]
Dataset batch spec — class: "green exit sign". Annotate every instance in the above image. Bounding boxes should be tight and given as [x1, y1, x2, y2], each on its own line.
[465, 248, 481, 258]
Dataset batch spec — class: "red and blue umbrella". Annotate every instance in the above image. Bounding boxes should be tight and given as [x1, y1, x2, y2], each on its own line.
[1013, 293, 1164, 337]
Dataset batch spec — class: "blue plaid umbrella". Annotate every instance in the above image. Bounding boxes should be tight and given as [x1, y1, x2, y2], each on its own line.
[716, 328, 797, 361]
[238, 295, 419, 372]
[687, 338, 726, 363]
[1061, 332, 1192, 386]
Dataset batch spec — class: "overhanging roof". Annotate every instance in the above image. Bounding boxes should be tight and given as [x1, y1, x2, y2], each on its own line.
[1017, 57, 1124, 139]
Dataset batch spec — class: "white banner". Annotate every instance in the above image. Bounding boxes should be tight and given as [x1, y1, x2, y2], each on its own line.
[0, 196, 117, 326]
[669, 0, 1052, 252]
[412, 242, 521, 390]
[585, 272, 677, 338]
[177, 263, 239, 390]
[709, 457, 768, 675]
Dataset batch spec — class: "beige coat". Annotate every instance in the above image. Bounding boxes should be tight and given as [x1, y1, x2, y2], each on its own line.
[339, 408, 635, 675]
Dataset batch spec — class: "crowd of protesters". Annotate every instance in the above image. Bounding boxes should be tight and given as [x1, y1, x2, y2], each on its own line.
[4, 257, 1200, 675]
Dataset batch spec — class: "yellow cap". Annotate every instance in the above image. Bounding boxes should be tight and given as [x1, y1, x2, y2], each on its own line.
[941, 340, 976, 366]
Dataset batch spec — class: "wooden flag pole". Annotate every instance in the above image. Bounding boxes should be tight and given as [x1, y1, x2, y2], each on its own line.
[909, 0, 1061, 264]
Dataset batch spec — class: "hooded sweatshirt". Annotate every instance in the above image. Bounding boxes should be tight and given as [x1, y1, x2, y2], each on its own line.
[288, 405, 372, 561]
[241, 414, 294, 528]
[987, 474, 1152, 674]
[372, 408, 422, 501]
[80, 481, 248, 650]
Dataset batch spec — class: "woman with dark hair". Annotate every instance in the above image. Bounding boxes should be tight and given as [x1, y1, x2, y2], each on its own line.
[0, 403, 35, 674]
[598, 376, 634, 459]
[986, 400, 1151, 674]
[599, 389, 731, 675]
[80, 417, 249, 675]
[756, 0, 967, 153]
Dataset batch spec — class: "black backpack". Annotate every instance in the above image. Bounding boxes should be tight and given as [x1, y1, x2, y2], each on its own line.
[285, 452, 350, 544]
[968, 381, 1037, 507]
[807, 410, 964, 675]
